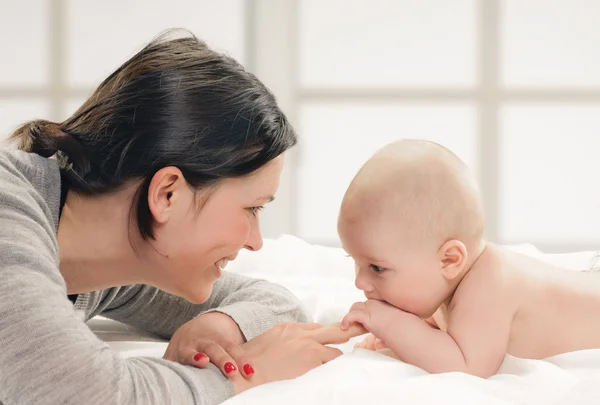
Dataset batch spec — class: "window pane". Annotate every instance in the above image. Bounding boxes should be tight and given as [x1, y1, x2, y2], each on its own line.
[0, 0, 50, 86]
[502, 0, 600, 87]
[299, 0, 476, 89]
[66, 0, 246, 87]
[296, 102, 477, 244]
[0, 99, 50, 144]
[499, 104, 600, 244]
[65, 97, 86, 119]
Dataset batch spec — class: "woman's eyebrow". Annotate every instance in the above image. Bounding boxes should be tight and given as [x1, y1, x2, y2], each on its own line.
[256, 195, 275, 203]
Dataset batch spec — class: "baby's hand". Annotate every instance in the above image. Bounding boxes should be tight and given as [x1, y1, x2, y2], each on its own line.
[340, 299, 403, 340]
[354, 333, 387, 351]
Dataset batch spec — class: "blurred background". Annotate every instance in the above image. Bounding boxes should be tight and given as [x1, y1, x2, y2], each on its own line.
[1, 0, 599, 253]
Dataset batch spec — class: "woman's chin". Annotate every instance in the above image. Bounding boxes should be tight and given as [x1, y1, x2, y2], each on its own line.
[184, 288, 213, 304]
[183, 279, 215, 304]
[176, 265, 223, 304]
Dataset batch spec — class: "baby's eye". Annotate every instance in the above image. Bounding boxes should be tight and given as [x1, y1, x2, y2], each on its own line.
[369, 264, 384, 273]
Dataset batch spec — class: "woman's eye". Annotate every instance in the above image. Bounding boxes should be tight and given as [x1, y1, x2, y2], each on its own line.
[247, 206, 264, 217]
[370, 264, 384, 273]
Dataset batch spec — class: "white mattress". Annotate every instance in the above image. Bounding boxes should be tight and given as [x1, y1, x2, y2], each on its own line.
[90, 235, 600, 405]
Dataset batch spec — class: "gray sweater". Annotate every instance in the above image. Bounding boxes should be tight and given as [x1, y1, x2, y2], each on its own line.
[0, 149, 308, 405]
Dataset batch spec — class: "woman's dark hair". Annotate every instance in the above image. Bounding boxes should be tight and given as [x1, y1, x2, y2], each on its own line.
[9, 30, 297, 240]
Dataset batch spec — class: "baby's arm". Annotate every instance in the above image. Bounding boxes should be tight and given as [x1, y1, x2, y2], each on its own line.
[442, 277, 515, 377]
[390, 287, 511, 377]
[343, 278, 513, 377]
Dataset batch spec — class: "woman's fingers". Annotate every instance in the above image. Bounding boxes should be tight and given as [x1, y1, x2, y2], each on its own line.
[318, 345, 344, 364]
[311, 322, 367, 345]
[220, 340, 254, 377]
[165, 337, 254, 379]
[294, 322, 324, 331]
[198, 341, 239, 377]
[165, 346, 211, 368]
[191, 351, 211, 367]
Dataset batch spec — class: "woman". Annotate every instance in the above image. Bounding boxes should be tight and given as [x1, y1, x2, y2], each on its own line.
[0, 32, 362, 404]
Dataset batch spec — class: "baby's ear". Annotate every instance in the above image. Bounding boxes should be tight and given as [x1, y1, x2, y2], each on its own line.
[437, 240, 467, 280]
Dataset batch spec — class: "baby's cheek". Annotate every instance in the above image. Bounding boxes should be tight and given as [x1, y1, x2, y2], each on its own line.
[382, 286, 420, 313]
[381, 282, 402, 300]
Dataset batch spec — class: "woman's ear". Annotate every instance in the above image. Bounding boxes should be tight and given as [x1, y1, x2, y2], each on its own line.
[437, 240, 468, 280]
[147, 167, 185, 224]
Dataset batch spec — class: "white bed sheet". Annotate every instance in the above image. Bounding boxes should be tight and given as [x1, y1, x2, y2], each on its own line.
[90, 235, 600, 404]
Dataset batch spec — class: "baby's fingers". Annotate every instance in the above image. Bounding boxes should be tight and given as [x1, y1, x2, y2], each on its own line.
[341, 310, 368, 331]
[374, 338, 387, 350]
[354, 334, 378, 350]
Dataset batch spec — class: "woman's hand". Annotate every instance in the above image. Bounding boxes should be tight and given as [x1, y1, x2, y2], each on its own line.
[354, 333, 387, 351]
[163, 312, 254, 378]
[230, 322, 367, 394]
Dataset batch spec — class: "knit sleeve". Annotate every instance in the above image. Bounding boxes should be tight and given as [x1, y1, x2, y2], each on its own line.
[0, 161, 234, 405]
[96, 271, 309, 340]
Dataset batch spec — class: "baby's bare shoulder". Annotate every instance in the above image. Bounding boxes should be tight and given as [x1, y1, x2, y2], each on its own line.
[450, 245, 521, 316]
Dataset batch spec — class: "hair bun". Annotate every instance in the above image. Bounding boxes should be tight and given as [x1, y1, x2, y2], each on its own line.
[24, 120, 66, 157]
[10, 119, 90, 175]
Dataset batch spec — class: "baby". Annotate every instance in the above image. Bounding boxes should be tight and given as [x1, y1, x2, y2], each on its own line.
[339, 139, 600, 378]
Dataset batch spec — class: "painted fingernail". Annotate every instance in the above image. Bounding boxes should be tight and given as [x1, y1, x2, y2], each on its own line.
[243, 364, 254, 376]
[193, 353, 207, 362]
[224, 362, 237, 374]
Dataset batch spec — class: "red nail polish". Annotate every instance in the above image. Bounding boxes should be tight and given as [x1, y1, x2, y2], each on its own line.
[224, 362, 237, 374]
[243, 364, 254, 375]
[193, 353, 207, 362]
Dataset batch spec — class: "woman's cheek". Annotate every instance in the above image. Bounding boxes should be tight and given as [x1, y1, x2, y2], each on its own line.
[214, 211, 251, 250]
[236, 214, 253, 246]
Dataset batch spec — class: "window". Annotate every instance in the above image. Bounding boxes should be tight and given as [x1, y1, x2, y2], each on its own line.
[2, 0, 599, 252]
[295, 0, 600, 252]
[0, 0, 246, 139]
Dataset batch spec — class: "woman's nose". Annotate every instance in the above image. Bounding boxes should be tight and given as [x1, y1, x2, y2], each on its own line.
[244, 218, 263, 252]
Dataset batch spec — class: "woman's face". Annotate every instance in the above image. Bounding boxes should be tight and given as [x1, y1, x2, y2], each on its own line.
[145, 155, 284, 303]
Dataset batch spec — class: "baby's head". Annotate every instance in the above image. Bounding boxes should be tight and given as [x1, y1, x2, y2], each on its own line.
[338, 139, 485, 319]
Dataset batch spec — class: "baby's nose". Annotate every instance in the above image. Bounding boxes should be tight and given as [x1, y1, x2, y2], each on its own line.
[354, 271, 373, 292]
